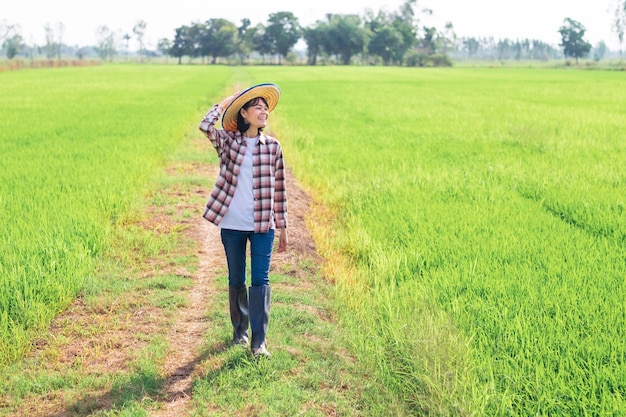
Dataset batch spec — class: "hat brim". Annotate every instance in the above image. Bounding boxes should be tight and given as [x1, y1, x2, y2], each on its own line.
[221, 83, 281, 131]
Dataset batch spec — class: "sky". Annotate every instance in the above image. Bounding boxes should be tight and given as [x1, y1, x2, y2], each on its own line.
[3, 0, 623, 51]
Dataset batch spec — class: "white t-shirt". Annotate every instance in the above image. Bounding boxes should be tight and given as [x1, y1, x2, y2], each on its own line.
[219, 136, 258, 231]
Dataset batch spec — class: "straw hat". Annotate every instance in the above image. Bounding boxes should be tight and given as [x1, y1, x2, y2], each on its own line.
[221, 83, 281, 131]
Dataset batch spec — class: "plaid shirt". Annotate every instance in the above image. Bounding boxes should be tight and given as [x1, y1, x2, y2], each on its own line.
[199, 104, 287, 233]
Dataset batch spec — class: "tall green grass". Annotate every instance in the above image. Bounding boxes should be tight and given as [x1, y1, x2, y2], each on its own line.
[254, 66, 626, 415]
[0, 65, 232, 363]
[2, 64, 624, 415]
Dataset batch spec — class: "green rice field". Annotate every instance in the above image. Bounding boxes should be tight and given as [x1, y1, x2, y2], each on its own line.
[0, 65, 230, 361]
[1, 64, 625, 415]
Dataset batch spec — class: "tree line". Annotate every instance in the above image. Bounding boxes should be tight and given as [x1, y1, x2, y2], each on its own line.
[159, 1, 452, 66]
[160, 8, 621, 66]
[3, 0, 626, 65]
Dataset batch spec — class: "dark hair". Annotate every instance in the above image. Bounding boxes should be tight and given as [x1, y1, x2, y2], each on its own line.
[237, 97, 269, 133]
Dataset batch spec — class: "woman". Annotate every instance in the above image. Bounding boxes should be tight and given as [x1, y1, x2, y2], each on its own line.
[199, 83, 288, 358]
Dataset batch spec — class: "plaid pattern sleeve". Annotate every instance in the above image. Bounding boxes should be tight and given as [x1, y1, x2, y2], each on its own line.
[199, 105, 240, 226]
[199, 104, 227, 146]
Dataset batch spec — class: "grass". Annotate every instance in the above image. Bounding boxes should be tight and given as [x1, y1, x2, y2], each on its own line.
[0, 66, 395, 416]
[189, 271, 396, 417]
[255, 65, 626, 415]
[0, 64, 230, 363]
[1, 64, 624, 415]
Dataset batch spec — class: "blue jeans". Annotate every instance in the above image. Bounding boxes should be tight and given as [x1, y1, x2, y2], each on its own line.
[220, 229, 275, 287]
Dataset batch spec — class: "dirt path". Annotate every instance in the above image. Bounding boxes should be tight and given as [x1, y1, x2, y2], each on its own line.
[152, 166, 321, 416]
[151, 195, 222, 416]
[2, 154, 323, 416]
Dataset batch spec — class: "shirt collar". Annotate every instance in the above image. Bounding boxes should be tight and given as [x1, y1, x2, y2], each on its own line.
[235, 131, 267, 145]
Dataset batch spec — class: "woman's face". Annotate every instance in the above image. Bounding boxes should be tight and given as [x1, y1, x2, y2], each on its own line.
[240, 98, 269, 130]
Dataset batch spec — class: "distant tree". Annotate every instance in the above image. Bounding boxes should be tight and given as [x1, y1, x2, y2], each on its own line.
[133, 20, 147, 62]
[265, 11, 301, 64]
[558, 18, 591, 64]
[302, 23, 326, 65]
[392, 0, 420, 61]
[420, 26, 437, 54]
[1, 21, 22, 58]
[593, 40, 608, 61]
[531, 39, 558, 61]
[122, 33, 131, 58]
[157, 38, 171, 61]
[315, 16, 337, 62]
[170, 26, 191, 64]
[95, 25, 117, 61]
[612, 0, 626, 61]
[482, 37, 498, 59]
[3, 33, 24, 59]
[252, 24, 275, 63]
[369, 24, 404, 65]
[306, 15, 371, 65]
[438, 22, 457, 55]
[324, 14, 368, 65]
[367, 4, 417, 66]
[463, 37, 480, 58]
[235, 18, 255, 64]
[457, 36, 557, 61]
[187, 23, 205, 60]
[514, 39, 524, 60]
[393, 0, 421, 36]
[76, 47, 88, 60]
[44, 23, 55, 59]
[497, 39, 512, 60]
[200, 18, 238, 64]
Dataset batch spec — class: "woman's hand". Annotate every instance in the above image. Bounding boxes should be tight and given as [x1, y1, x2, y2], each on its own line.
[277, 228, 288, 253]
[218, 91, 241, 110]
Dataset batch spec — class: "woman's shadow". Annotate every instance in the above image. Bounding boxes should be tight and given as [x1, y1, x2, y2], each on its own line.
[45, 336, 249, 416]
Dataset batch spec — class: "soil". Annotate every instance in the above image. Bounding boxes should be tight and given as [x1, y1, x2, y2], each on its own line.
[5, 159, 323, 417]
[151, 166, 321, 416]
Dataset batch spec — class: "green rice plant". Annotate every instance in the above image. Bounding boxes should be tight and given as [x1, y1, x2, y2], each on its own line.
[0, 65, 231, 364]
[2, 64, 624, 415]
[253, 66, 626, 415]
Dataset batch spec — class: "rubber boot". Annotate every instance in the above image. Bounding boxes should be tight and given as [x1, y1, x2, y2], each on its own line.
[249, 285, 271, 357]
[228, 285, 249, 346]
